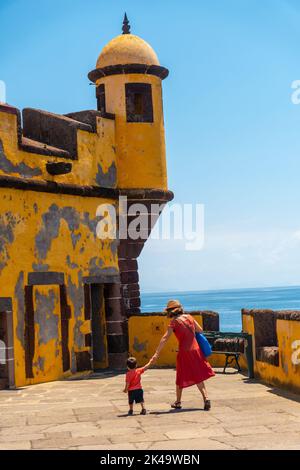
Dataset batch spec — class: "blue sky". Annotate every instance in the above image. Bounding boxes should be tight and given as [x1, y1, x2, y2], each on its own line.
[1, 0, 300, 292]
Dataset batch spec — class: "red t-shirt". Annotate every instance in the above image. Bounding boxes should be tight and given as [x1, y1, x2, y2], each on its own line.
[126, 367, 145, 391]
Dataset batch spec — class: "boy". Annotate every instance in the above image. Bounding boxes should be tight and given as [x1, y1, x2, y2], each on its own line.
[123, 356, 153, 416]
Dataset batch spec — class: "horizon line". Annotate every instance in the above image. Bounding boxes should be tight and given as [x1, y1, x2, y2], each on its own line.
[141, 283, 300, 296]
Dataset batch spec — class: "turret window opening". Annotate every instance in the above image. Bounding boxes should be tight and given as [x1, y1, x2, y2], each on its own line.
[133, 92, 144, 115]
[97, 84, 106, 114]
[125, 83, 153, 123]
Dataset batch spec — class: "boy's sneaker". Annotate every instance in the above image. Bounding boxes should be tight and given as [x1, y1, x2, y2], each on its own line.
[128, 410, 133, 416]
[140, 409, 147, 415]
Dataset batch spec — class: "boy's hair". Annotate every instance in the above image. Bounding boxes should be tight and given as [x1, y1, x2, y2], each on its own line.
[127, 357, 137, 369]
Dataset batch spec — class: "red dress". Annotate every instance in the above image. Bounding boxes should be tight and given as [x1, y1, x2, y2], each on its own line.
[170, 314, 215, 388]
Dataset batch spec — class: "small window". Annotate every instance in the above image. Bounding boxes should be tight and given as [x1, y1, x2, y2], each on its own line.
[125, 83, 153, 123]
[96, 84, 106, 114]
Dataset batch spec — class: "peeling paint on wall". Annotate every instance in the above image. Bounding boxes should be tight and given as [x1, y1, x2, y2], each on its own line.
[0, 139, 42, 177]
[88, 257, 104, 275]
[111, 239, 119, 256]
[95, 162, 117, 188]
[67, 272, 85, 349]
[35, 289, 59, 345]
[35, 204, 103, 261]
[82, 212, 101, 235]
[133, 336, 148, 353]
[88, 257, 119, 277]
[0, 212, 20, 272]
[33, 356, 45, 373]
[66, 255, 79, 269]
[32, 263, 50, 272]
[71, 233, 81, 249]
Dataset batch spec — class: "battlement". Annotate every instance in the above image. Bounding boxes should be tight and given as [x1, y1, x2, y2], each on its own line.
[0, 103, 117, 190]
[242, 309, 300, 393]
[23, 108, 95, 159]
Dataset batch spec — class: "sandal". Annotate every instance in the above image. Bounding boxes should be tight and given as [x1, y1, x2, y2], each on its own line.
[204, 399, 211, 411]
[171, 401, 182, 409]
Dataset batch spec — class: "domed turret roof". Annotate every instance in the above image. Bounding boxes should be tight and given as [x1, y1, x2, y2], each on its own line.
[96, 33, 160, 68]
[88, 14, 168, 83]
[96, 14, 160, 68]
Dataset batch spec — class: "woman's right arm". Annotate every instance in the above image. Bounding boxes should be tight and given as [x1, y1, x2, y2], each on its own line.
[152, 327, 173, 362]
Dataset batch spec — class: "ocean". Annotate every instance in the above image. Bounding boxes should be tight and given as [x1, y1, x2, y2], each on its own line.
[141, 286, 300, 332]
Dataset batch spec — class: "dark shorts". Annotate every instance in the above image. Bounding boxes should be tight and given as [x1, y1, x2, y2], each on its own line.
[128, 389, 144, 405]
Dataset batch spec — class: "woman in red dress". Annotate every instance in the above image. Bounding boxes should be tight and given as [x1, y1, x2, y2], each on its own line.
[151, 300, 215, 410]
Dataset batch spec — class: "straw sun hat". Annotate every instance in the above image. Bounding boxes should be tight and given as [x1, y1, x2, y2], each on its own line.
[164, 300, 184, 316]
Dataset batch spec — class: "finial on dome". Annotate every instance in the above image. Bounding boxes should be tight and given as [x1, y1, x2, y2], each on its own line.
[122, 13, 131, 34]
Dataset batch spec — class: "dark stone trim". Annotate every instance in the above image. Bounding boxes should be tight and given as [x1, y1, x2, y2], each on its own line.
[107, 334, 127, 353]
[28, 272, 65, 286]
[256, 346, 279, 366]
[242, 308, 300, 322]
[19, 139, 71, 159]
[0, 298, 15, 388]
[0, 298, 12, 312]
[125, 307, 141, 316]
[59, 285, 71, 372]
[84, 284, 91, 320]
[0, 104, 71, 159]
[242, 308, 275, 317]
[94, 84, 115, 119]
[0, 104, 18, 115]
[83, 274, 120, 285]
[128, 311, 218, 318]
[24, 286, 34, 379]
[0, 174, 173, 201]
[108, 351, 128, 370]
[120, 188, 174, 202]
[65, 110, 115, 132]
[46, 162, 72, 176]
[88, 63, 169, 83]
[75, 351, 92, 372]
[202, 311, 220, 332]
[85, 333, 92, 347]
[22, 108, 94, 160]
[100, 112, 115, 120]
[0, 175, 119, 198]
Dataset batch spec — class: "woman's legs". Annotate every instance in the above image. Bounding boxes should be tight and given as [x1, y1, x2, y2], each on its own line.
[171, 385, 183, 408]
[196, 381, 208, 401]
[197, 382, 211, 410]
[176, 385, 183, 403]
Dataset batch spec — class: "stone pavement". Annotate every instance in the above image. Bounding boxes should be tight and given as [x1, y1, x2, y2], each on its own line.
[1, 368, 300, 450]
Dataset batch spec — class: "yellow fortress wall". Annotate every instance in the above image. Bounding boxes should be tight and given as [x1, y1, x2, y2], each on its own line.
[0, 187, 117, 387]
[242, 309, 300, 393]
[0, 16, 173, 389]
[128, 312, 220, 367]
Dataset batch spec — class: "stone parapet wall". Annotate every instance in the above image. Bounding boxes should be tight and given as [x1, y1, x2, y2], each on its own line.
[128, 311, 219, 368]
[242, 309, 300, 393]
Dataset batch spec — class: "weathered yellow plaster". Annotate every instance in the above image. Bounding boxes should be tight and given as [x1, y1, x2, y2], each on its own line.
[128, 315, 203, 367]
[242, 313, 300, 393]
[0, 188, 116, 386]
[0, 110, 116, 188]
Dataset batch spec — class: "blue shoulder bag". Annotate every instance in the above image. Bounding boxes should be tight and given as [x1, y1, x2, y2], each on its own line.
[195, 332, 212, 358]
[177, 316, 212, 358]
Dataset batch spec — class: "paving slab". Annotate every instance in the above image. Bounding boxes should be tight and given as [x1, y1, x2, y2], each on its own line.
[0, 368, 300, 449]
